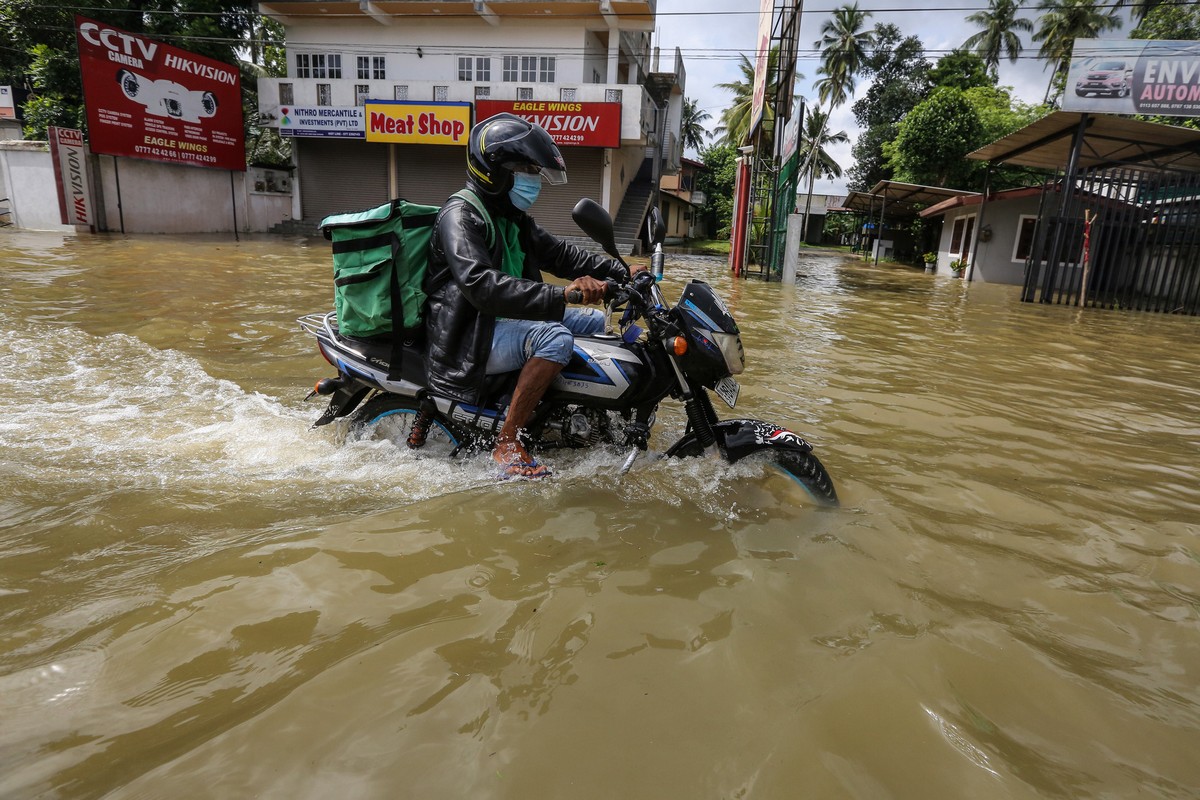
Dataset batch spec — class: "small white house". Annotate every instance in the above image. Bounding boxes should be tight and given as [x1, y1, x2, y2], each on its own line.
[920, 187, 1050, 284]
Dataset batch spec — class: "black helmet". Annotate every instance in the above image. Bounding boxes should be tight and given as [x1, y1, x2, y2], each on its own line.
[467, 113, 568, 197]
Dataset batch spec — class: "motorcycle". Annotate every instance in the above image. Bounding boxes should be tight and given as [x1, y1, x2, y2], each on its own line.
[298, 198, 838, 505]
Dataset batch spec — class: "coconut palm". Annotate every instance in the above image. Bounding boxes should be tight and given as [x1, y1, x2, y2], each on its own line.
[679, 97, 712, 154]
[714, 48, 783, 146]
[1117, 0, 1163, 23]
[815, 2, 876, 110]
[962, 0, 1034, 78]
[1034, 0, 1122, 104]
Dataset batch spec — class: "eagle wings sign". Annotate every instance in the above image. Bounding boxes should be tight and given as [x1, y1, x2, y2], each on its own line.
[75, 15, 244, 170]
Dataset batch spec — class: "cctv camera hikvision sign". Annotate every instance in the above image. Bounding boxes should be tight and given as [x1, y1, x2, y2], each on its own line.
[75, 15, 244, 171]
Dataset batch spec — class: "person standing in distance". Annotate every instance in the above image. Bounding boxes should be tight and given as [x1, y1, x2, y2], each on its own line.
[424, 113, 640, 479]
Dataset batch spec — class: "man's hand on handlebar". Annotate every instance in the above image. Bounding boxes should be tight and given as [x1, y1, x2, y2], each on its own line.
[564, 275, 609, 305]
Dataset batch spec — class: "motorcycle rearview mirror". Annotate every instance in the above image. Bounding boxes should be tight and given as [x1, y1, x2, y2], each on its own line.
[648, 207, 666, 248]
[572, 198, 625, 264]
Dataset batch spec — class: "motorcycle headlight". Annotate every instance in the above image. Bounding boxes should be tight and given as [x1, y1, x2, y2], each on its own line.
[712, 331, 744, 375]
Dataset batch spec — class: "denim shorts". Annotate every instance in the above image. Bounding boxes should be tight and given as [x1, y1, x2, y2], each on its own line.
[486, 307, 605, 374]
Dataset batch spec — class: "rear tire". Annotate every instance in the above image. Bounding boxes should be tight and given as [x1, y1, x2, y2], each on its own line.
[349, 394, 459, 450]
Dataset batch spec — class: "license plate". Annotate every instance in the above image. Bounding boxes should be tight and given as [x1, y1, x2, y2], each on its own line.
[714, 376, 740, 408]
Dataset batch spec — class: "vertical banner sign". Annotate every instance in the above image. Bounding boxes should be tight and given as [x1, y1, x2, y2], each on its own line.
[74, 15, 244, 171]
[475, 101, 622, 147]
[747, 0, 774, 144]
[49, 127, 94, 226]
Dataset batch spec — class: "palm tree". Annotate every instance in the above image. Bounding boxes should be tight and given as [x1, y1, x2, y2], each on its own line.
[1034, 0, 1122, 104]
[815, 2, 876, 110]
[679, 97, 711, 154]
[962, 0, 1034, 78]
[714, 49, 782, 146]
[798, 107, 850, 238]
[1117, 0, 1163, 23]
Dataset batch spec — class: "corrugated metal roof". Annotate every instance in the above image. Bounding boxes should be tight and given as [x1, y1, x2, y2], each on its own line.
[969, 111, 1200, 173]
[832, 181, 978, 218]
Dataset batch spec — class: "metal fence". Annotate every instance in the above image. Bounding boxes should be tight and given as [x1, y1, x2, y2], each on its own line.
[1022, 166, 1200, 314]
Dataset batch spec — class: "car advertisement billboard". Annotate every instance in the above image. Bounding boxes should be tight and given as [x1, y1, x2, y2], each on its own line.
[74, 15, 244, 171]
[1064, 38, 1200, 117]
[475, 100, 621, 148]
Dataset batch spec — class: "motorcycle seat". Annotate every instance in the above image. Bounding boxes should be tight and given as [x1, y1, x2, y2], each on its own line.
[342, 332, 428, 386]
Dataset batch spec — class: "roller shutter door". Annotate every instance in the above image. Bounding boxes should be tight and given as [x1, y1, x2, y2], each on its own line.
[395, 145, 468, 206]
[297, 139, 388, 222]
[394, 145, 603, 238]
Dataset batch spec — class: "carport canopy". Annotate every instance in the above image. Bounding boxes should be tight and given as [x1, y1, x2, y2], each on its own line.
[832, 181, 979, 219]
[969, 110, 1200, 173]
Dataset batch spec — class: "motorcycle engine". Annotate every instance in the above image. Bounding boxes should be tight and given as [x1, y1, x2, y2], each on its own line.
[547, 406, 610, 447]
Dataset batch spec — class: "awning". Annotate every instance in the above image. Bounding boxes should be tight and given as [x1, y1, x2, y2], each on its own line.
[833, 181, 979, 218]
[969, 111, 1200, 173]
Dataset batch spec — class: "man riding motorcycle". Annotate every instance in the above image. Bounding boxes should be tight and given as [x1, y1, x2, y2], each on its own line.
[424, 113, 640, 479]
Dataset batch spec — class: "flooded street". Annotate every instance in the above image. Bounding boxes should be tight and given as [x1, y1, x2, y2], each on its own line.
[1, 229, 1198, 799]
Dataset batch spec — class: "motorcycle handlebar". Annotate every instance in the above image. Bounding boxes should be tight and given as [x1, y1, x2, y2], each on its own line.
[566, 279, 622, 305]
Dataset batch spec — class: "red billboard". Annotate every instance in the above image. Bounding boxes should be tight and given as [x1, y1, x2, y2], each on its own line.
[476, 100, 621, 148]
[75, 15, 244, 171]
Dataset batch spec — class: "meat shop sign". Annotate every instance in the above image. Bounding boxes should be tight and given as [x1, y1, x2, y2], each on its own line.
[476, 101, 621, 148]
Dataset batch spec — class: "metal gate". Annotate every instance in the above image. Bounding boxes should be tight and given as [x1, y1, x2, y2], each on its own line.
[1022, 166, 1200, 314]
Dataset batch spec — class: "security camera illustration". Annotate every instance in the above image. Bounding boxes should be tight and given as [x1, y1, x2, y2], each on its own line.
[116, 69, 218, 123]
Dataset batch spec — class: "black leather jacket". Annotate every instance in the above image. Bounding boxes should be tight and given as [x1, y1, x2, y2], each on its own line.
[424, 190, 629, 403]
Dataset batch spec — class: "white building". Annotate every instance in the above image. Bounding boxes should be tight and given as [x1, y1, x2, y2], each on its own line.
[256, 0, 683, 245]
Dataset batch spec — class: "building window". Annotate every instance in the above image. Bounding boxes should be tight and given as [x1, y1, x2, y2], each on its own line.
[605, 88, 623, 103]
[475, 86, 491, 99]
[560, 87, 577, 101]
[298, 53, 342, 80]
[394, 85, 409, 101]
[316, 83, 331, 106]
[434, 85, 449, 102]
[278, 83, 293, 105]
[355, 84, 370, 105]
[458, 56, 491, 82]
[520, 56, 537, 82]
[517, 86, 534, 100]
[355, 55, 386, 80]
[503, 55, 519, 82]
[539, 56, 556, 82]
[1014, 216, 1037, 261]
[1014, 215, 1085, 263]
[950, 217, 967, 253]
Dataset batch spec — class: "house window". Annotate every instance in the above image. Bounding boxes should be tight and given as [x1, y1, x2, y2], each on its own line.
[434, 85, 448, 102]
[503, 56, 519, 82]
[394, 85, 409, 101]
[358, 55, 385, 80]
[278, 83, 293, 105]
[298, 53, 342, 80]
[1014, 215, 1085, 263]
[605, 88, 623, 103]
[560, 87, 577, 101]
[539, 56, 556, 82]
[520, 56, 538, 82]
[459, 57, 491, 81]
[316, 83, 331, 106]
[355, 84, 370, 105]
[475, 86, 491, 99]
[517, 87, 534, 100]
[1014, 216, 1038, 261]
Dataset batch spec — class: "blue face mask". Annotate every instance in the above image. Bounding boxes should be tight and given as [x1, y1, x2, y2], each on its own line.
[509, 172, 542, 211]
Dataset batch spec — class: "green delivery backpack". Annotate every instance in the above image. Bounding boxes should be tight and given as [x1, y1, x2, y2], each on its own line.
[319, 189, 494, 340]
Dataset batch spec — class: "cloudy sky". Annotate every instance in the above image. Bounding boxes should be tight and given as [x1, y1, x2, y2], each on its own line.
[653, 0, 1136, 195]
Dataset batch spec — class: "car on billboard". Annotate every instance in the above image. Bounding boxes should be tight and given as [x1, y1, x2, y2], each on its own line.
[1074, 59, 1133, 98]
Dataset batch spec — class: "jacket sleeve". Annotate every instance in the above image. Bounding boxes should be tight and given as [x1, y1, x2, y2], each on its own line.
[524, 219, 632, 284]
[435, 199, 567, 321]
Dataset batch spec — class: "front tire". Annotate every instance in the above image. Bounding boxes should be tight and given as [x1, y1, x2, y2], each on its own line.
[767, 449, 839, 506]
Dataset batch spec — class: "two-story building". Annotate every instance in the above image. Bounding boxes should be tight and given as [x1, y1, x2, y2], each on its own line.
[658, 156, 706, 242]
[256, 0, 683, 246]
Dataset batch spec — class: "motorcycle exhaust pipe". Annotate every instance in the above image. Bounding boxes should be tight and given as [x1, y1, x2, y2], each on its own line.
[305, 376, 347, 401]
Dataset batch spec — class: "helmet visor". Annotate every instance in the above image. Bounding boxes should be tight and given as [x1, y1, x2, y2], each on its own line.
[506, 161, 567, 186]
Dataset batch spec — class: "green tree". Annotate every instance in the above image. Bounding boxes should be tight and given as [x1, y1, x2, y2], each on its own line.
[885, 86, 985, 188]
[1118, 0, 1164, 24]
[1033, 0, 1122, 104]
[846, 23, 930, 191]
[962, 0, 1034, 78]
[814, 2, 876, 109]
[797, 107, 849, 233]
[928, 49, 993, 91]
[1132, 1, 1200, 40]
[695, 141, 739, 239]
[714, 48, 787, 147]
[679, 97, 712, 155]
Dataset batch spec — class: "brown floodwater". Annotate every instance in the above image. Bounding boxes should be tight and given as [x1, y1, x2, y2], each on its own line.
[1, 229, 1197, 799]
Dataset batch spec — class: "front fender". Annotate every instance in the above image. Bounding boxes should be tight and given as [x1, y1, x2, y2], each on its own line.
[664, 419, 813, 462]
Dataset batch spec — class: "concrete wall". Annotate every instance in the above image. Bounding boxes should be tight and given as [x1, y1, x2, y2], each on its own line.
[0, 141, 74, 232]
[0, 139, 291, 234]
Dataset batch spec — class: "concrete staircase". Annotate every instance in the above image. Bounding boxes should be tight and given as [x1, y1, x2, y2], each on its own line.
[561, 177, 654, 257]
